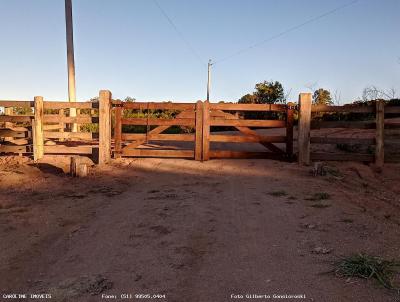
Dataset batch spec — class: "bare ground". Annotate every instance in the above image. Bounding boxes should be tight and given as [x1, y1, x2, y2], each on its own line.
[0, 155, 400, 302]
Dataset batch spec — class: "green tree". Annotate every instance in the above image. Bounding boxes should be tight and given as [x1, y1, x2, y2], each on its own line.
[313, 88, 333, 105]
[238, 93, 257, 104]
[254, 81, 285, 104]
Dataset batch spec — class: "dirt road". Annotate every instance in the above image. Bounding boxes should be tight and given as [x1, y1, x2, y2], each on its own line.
[0, 157, 400, 301]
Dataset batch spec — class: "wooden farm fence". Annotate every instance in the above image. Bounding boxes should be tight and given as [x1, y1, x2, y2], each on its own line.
[297, 93, 400, 167]
[202, 101, 294, 160]
[0, 90, 112, 164]
[1, 90, 400, 167]
[113, 101, 202, 160]
[112, 100, 294, 161]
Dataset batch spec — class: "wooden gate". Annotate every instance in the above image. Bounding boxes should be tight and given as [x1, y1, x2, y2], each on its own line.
[113, 101, 203, 160]
[202, 102, 294, 160]
[113, 100, 294, 161]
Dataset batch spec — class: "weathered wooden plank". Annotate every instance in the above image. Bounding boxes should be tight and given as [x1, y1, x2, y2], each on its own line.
[298, 93, 312, 165]
[114, 105, 122, 158]
[0, 115, 32, 122]
[210, 119, 286, 128]
[286, 102, 294, 156]
[43, 124, 63, 131]
[209, 103, 287, 112]
[209, 150, 284, 159]
[121, 118, 195, 126]
[311, 120, 376, 129]
[195, 100, 203, 161]
[0, 101, 33, 108]
[33, 96, 44, 160]
[43, 131, 93, 139]
[44, 115, 95, 123]
[311, 105, 374, 113]
[209, 135, 286, 143]
[384, 106, 400, 114]
[375, 100, 385, 167]
[384, 122, 400, 129]
[43, 101, 96, 109]
[121, 149, 194, 158]
[120, 102, 195, 110]
[0, 129, 29, 138]
[0, 145, 30, 153]
[310, 152, 374, 162]
[99, 90, 112, 164]
[121, 133, 195, 141]
[202, 101, 210, 161]
[310, 137, 376, 145]
[44, 145, 93, 154]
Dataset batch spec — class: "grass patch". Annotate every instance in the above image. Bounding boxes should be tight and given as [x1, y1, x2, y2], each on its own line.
[340, 218, 354, 223]
[268, 190, 287, 197]
[334, 253, 400, 290]
[310, 203, 331, 208]
[306, 192, 331, 201]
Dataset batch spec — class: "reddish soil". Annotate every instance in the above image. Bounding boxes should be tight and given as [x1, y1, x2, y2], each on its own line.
[1, 155, 400, 302]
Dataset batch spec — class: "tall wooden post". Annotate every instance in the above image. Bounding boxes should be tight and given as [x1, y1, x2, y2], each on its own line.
[99, 90, 112, 164]
[375, 100, 385, 168]
[65, 0, 77, 132]
[195, 100, 203, 161]
[286, 102, 294, 159]
[33, 96, 44, 161]
[202, 100, 210, 161]
[114, 102, 122, 159]
[298, 93, 312, 165]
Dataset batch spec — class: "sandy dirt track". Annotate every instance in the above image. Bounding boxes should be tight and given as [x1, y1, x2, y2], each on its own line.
[0, 156, 400, 302]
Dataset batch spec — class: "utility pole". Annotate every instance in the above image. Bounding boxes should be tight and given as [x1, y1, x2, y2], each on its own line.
[65, 0, 77, 132]
[207, 59, 212, 101]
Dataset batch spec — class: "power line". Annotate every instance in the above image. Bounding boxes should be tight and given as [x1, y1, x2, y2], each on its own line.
[153, 0, 206, 67]
[213, 0, 359, 65]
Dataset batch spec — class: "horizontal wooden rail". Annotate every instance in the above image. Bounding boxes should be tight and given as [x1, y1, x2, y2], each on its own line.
[121, 149, 194, 158]
[43, 115, 98, 124]
[122, 133, 195, 141]
[209, 150, 285, 159]
[209, 103, 287, 112]
[121, 118, 195, 126]
[385, 106, 400, 114]
[0, 129, 30, 138]
[0, 115, 32, 122]
[119, 102, 196, 110]
[0, 100, 34, 107]
[311, 105, 374, 113]
[310, 137, 375, 145]
[0, 145, 31, 153]
[43, 131, 95, 140]
[44, 145, 93, 154]
[210, 119, 286, 128]
[311, 152, 374, 162]
[43, 101, 97, 109]
[209, 134, 286, 143]
[311, 120, 376, 129]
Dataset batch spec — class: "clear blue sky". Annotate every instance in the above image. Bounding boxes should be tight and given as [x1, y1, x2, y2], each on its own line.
[0, 0, 399, 103]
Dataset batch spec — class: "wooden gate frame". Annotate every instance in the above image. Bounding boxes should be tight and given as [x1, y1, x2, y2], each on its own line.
[112, 100, 294, 161]
[113, 101, 203, 160]
[201, 101, 294, 160]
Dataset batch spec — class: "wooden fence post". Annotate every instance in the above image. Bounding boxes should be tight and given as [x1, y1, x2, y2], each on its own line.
[375, 100, 385, 168]
[286, 102, 294, 159]
[33, 96, 44, 161]
[114, 102, 122, 159]
[99, 90, 112, 164]
[298, 93, 312, 165]
[202, 100, 210, 161]
[195, 100, 203, 161]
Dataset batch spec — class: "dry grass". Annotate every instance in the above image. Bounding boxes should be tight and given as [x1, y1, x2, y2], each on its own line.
[334, 253, 400, 290]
